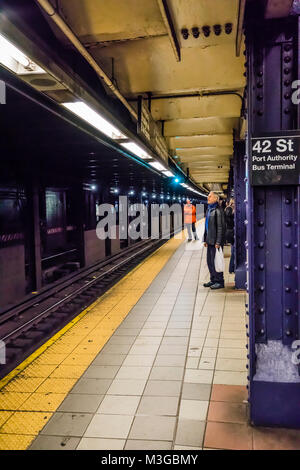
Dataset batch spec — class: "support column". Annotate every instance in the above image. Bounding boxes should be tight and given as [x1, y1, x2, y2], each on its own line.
[245, 14, 300, 428]
[234, 141, 247, 289]
[26, 180, 42, 291]
[74, 182, 85, 268]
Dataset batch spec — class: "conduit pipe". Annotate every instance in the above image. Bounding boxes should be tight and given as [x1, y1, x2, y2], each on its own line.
[35, 0, 138, 120]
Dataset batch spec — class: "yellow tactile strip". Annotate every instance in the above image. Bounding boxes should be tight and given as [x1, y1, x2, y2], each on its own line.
[0, 235, 183, 450]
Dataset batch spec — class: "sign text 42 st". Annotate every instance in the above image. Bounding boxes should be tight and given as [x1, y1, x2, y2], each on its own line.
[250, 135, 300, 186]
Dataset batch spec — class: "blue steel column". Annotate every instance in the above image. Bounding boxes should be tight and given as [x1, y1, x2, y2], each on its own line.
[245, 15, 300, 428]
[233, 141, 247, 289]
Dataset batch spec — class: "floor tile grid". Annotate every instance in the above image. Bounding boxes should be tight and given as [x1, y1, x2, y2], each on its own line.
[74, 239, 247, 448]
[74, 246, 194, 449]
[195, 246, 250, 450]
[171, 245, 207, 449]
[0, 236, 185, 450]
[74, 235, 203, 449]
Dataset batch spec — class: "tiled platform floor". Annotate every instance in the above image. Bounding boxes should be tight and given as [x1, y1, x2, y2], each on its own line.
[6, 222, 300, 450]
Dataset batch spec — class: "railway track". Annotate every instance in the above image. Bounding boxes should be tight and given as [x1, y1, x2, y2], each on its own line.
[0, 235, 174, 379]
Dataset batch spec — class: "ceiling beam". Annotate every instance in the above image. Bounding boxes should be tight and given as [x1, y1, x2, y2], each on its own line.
[188, 161, 230, 167]
[156, 0, 181, 62]
[170, 134, 233, 149]
[175, 147, 233, 157]
[195, 180, 228, 183]
[236, 0, 246, 57]
[189, 167, 230, 172]
[150, 95, 244, 121]
[164, 117, 239, 137]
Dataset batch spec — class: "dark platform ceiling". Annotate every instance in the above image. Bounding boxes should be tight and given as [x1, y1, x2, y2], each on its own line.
[0, 69, 199, 199]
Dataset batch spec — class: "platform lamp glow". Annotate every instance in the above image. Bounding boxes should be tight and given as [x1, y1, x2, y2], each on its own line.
[0, 33, 45, 74]
[62, 102, 125, 140]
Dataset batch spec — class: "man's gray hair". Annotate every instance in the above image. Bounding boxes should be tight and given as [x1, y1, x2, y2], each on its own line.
[209, 191, 220, 201]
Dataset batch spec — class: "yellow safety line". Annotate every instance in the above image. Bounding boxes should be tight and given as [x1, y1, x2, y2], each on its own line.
[0, 233, 185, 450]
[0, 236, 182, 390]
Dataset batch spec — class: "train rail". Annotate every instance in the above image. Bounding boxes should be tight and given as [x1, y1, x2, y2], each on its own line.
[0, 234, 176, 379]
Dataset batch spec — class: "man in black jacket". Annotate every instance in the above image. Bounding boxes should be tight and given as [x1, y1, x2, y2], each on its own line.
[203, 192, 226, 289]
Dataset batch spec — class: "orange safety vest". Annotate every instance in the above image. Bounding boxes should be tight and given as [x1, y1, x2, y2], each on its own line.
[184, 204, 196, 224]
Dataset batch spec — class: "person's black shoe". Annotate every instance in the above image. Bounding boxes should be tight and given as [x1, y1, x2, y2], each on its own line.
[210, 283, 224, 290]
[203, 281, 214, 287]
[187, 239, 192, 243]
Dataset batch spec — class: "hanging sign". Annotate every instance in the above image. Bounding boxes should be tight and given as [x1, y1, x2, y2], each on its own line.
[250, 134, 300, 185]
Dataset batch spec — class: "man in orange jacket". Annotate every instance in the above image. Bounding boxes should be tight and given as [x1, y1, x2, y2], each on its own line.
[184, 199, 198, 242]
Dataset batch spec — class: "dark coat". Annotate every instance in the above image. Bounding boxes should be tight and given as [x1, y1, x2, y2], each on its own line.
[225, 206, 234, 245]
[204, 206, 226, 246]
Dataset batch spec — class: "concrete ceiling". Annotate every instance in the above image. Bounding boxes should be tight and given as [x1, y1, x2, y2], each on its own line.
[52, 0, 246, 191]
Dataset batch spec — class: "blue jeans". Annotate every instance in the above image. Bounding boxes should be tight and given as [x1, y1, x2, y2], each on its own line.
[187, 223, 198, 240]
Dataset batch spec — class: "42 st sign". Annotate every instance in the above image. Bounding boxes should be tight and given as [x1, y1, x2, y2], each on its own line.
[250, 134, 300, 186]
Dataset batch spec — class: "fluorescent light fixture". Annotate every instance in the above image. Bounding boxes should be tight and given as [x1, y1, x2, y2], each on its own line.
[0, 34, 45, 74]
[149, 161, 167, 172]
[121, 142, 151, 160]
[62, 102, 125, 140]
[162, 170, 174, 177]
[180, 183, 188, 188]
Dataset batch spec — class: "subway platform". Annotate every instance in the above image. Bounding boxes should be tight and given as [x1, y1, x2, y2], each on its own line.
[1, 223, 300, 451]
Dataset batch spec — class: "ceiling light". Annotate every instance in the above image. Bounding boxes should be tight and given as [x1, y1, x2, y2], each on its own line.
[62, 102, 125, 140]
[121, 142, 152, 160]
[149, 161, 167, 172]
[162, 170, 174, 177]
[0, 34, 46, 74]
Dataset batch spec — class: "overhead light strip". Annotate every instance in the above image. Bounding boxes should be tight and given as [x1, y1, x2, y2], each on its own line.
[121, 142, 152, 160]
[0, 33, 46, 75]
[62, 101, 126, 140]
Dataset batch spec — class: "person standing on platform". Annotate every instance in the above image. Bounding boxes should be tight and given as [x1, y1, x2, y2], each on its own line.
[225, 198, 235, 274]
[203, 191, 226, 289]
[184, 199, 198, 242]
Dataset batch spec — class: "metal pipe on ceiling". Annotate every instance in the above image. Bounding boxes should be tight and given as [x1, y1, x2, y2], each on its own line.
[236, 0, 246, 57]
[128, 91, 243, 102]
[35, 0, 138, 121]
[156, 0, 181, 62]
